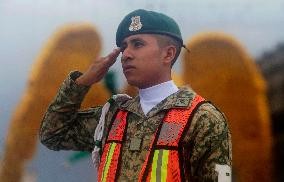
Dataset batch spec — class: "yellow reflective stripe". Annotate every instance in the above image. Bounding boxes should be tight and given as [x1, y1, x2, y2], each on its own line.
[101, 143, 117, 182]
[161, 150, 169, 182]
[150, 150, 159, 182]
[150, 150, 169, 182]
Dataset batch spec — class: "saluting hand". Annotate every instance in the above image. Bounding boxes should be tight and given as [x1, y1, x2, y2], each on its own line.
[75, 48, 121, 86]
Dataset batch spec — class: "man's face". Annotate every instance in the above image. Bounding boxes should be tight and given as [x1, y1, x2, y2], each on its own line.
[121, 34, 169, 89]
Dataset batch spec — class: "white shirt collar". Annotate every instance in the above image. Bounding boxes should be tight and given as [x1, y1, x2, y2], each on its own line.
[139, 80, 179, 115]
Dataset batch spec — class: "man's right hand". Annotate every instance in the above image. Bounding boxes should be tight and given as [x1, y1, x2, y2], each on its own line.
[75, 48, 121, 86]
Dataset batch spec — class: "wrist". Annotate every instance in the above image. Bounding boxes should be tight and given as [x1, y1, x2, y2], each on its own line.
[75, 75, 92, 86]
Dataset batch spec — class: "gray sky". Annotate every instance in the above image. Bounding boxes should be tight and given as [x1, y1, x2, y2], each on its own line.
[0, 0, 283, 181]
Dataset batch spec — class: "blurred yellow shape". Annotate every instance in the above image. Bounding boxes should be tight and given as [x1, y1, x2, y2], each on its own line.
[0, 23, 110, 182]
[183, 32, 273, 182]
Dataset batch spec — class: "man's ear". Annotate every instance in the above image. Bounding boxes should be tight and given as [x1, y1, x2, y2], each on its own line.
[162, 45, 176, 65]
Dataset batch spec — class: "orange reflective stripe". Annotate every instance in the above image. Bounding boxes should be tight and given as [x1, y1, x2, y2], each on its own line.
[98, 143, 111, 181]
[157, 95, 205, 147]
[139, 95, 205, 182]
[101, 143, 117, 182]
[167, 150, 181, 182]
[97, 110, 128, 182]
[105, 143, 122, 182]
[145, 167, 152, 182]
[107, 110, 128, 141]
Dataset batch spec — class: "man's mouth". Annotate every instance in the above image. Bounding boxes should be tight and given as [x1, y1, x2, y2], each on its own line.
[123, 65, 136, 72]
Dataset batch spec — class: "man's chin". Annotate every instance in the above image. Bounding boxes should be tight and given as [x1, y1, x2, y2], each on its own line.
[126, 78, 145, 89]
[126, 79, 138, 88]
[125, 76, 149, 89]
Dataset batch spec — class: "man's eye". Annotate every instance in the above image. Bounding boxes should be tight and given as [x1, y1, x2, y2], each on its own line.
[133, 41, 144, 48]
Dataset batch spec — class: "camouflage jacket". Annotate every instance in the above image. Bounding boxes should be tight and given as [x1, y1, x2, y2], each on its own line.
[39, 71, 232, 182]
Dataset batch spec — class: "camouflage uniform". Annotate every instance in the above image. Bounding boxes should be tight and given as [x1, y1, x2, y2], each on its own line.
[39, 71, 232, 182]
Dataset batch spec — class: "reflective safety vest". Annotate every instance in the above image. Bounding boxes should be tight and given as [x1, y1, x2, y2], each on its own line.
[97, 95, 205, 182]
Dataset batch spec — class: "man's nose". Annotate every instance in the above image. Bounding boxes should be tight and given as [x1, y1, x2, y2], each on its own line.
[121, 46, 133, 62]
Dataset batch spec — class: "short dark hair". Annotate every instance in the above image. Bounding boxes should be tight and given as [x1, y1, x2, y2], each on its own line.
[153, 34, 182, 67]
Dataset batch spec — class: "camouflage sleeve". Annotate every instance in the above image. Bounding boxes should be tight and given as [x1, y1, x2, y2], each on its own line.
[39, 71, 102, 152]
[185, 102, 232, 182]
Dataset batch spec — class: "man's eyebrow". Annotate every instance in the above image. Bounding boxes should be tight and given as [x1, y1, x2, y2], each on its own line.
[122, 38, 144, 45]
[130, 38, 145, 44]
[129, 38, 144, 43]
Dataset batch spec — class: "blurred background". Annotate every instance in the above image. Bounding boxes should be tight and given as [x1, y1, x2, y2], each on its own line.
[0, 0, 283, 181]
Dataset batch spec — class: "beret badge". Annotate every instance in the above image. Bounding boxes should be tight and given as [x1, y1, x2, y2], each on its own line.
[129, 16, 143, 31]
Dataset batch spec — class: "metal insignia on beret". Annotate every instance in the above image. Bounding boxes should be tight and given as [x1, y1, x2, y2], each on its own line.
[129, 16, 142, 31]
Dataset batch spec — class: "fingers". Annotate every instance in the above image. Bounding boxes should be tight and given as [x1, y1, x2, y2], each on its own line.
[104, 48, 121, 66]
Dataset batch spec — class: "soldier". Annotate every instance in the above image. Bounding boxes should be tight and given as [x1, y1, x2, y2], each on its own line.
[39, 9, 232, 182]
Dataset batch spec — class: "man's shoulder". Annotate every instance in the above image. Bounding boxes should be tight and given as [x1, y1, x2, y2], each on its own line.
[174, 86, 230, 139]
[108, 94, 137, 110]
[169, 87, 228, 133]
[105, 94, 138, 113]
[190, 100, 229, 139]
[197, 102, 226, 120]
[176, 86, 227, 123]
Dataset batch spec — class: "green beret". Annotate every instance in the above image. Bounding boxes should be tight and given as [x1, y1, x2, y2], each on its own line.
[116, 9, 183, 47]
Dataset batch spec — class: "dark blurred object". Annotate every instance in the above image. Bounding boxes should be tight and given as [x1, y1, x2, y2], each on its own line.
[257, 43, 284, 182]
[104, 71, 118, 95]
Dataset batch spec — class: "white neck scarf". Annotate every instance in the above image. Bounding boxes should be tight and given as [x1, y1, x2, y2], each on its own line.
[139, 80, 179, 115]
